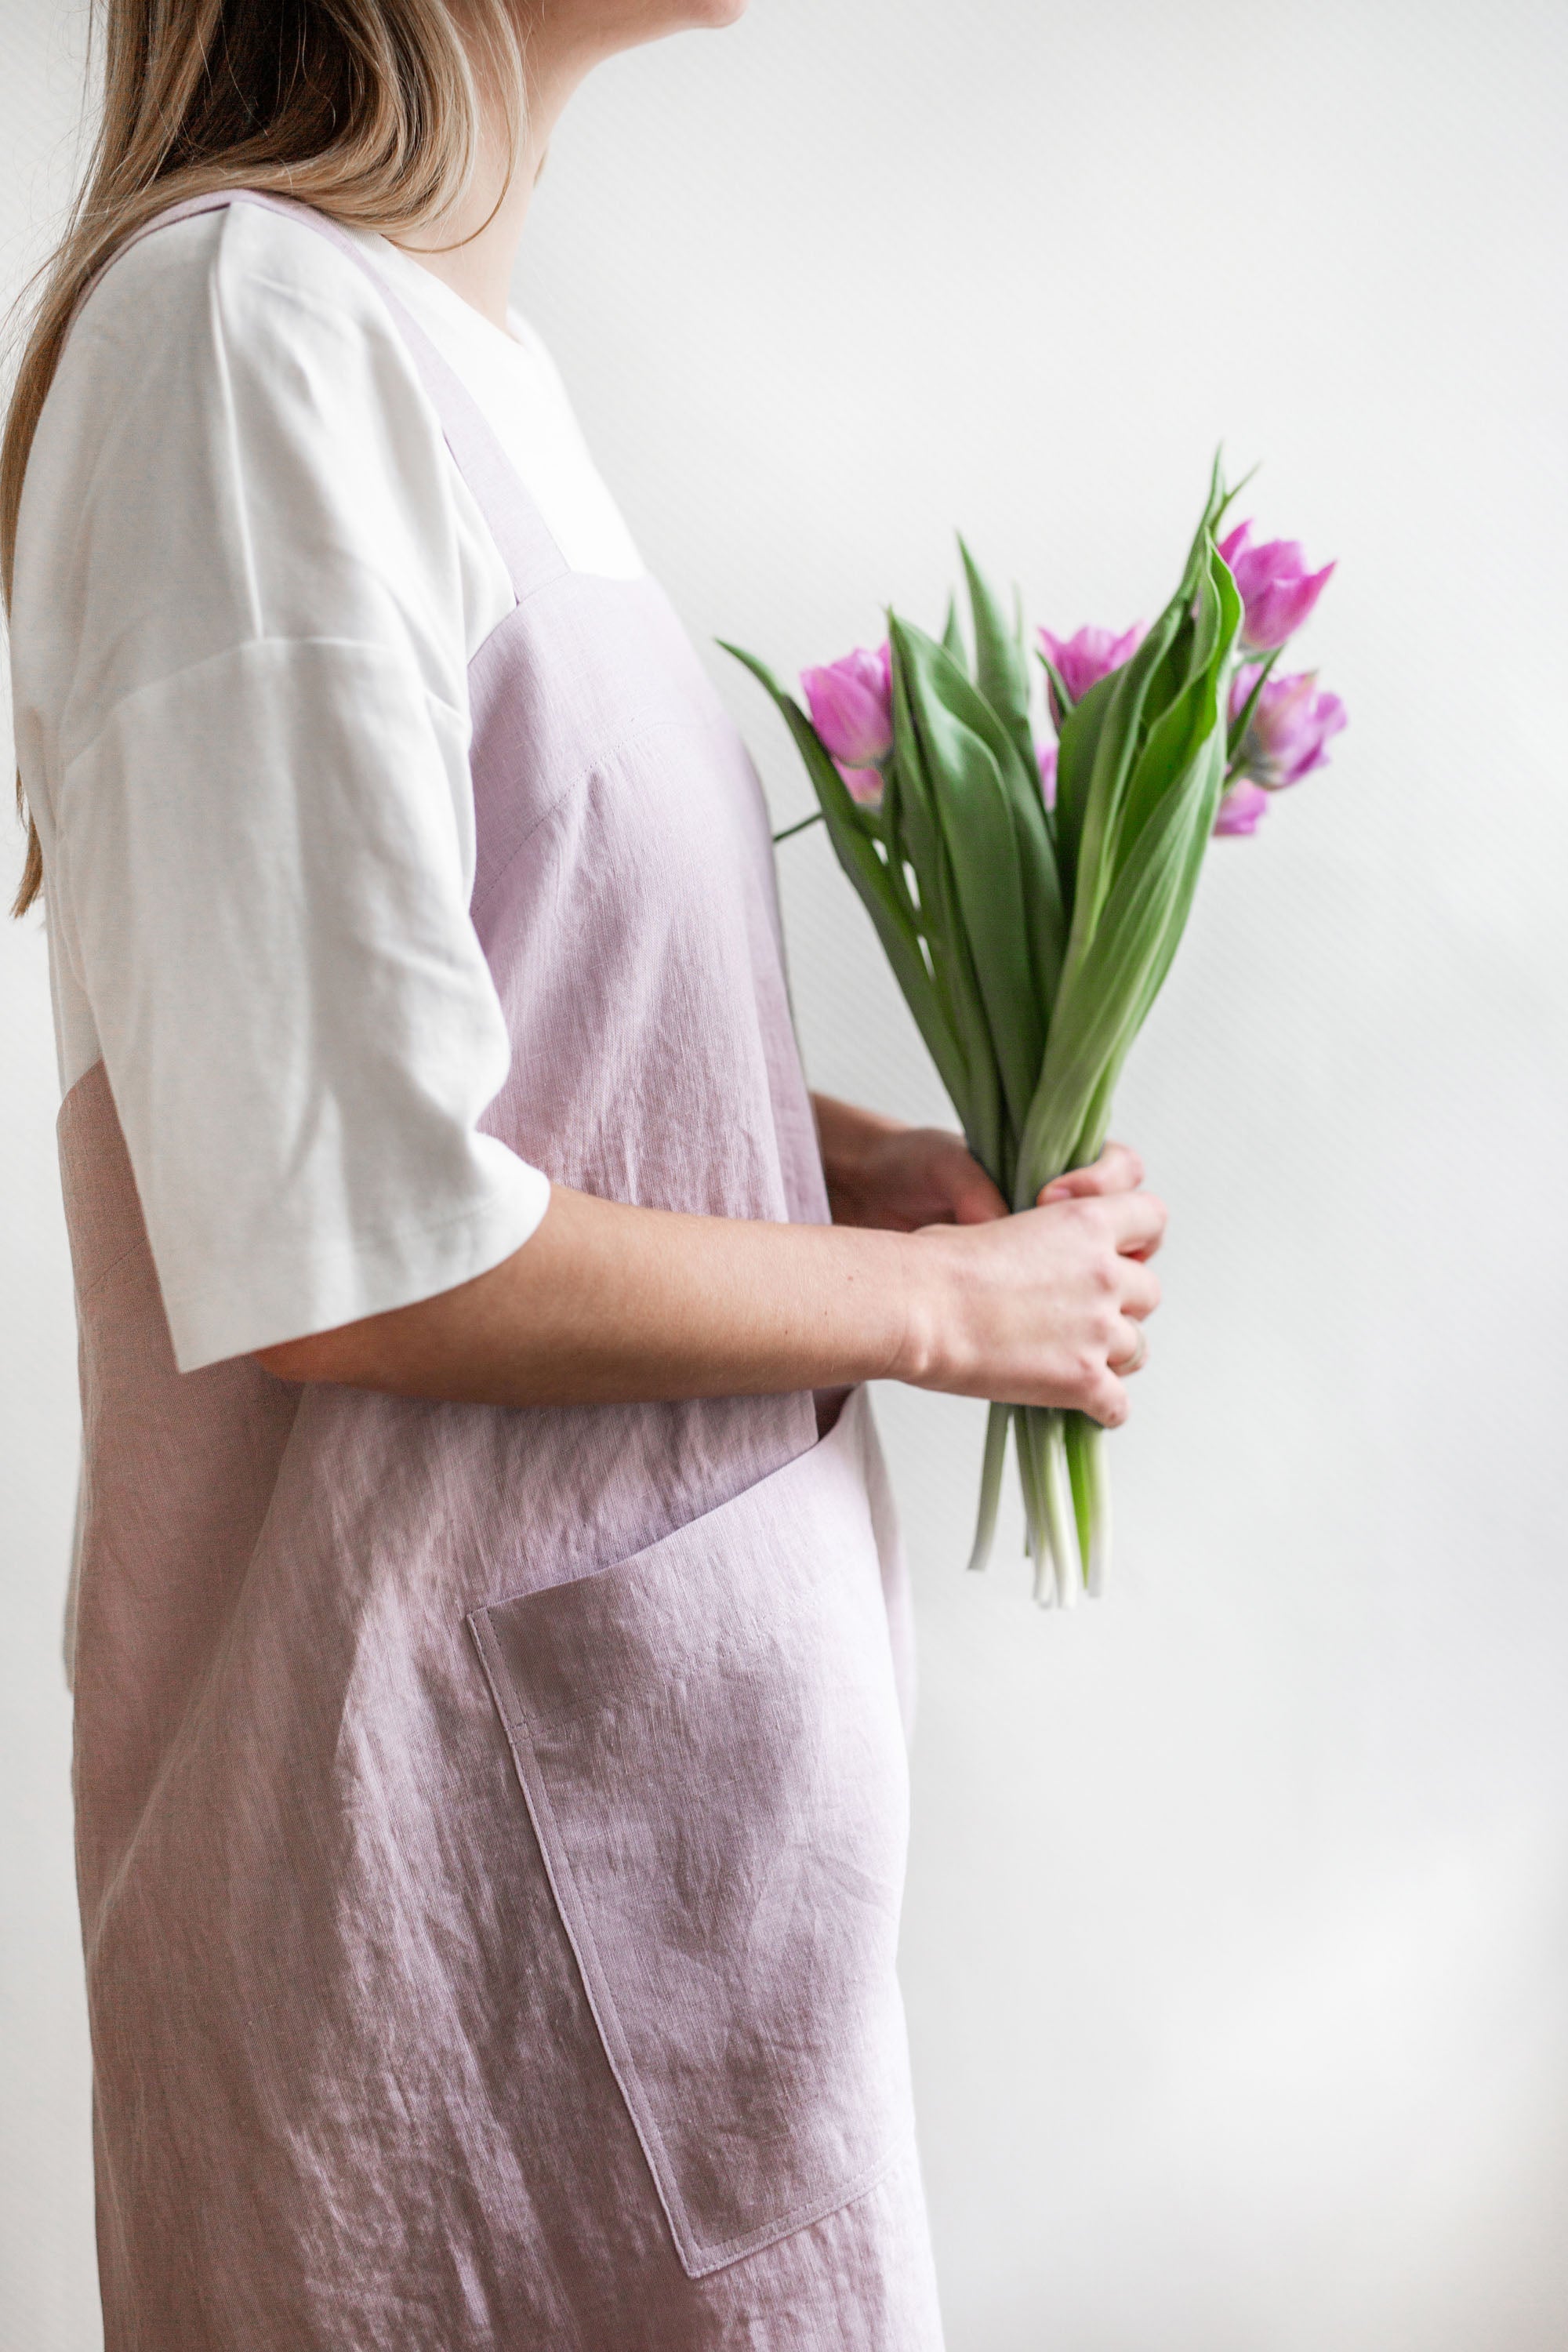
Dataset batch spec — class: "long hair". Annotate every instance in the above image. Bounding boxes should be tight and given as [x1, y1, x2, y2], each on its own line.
[3, 0, 524, 917]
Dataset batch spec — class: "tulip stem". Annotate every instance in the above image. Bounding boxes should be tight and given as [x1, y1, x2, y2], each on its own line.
[1017, 1409, 1055, 1606]
[772, 810, 826, 844]
[966, 1403, 1011, 1574]
[1066, 1413, 1111, 1596]
[1040, 1412, 1082, 1609]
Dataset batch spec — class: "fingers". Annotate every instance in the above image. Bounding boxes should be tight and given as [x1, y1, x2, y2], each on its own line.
[917, 1159, 1166, 1418]
[1083, 1322, 1147, 1421]
[1118, 1258, 1161, 1319]
[1102, 1188, 1167, 1258]
[1039, 1140, 1145, 1204]
[859, 1128, 1009, 1232]
[906, 1131, 1008, 1225]
[1108, 1316, 1149, 1374]
[1033, 1187, 1168, 1261]
[1081, 1368, 1131, 1428]
[946, 1156, 1010, 1225]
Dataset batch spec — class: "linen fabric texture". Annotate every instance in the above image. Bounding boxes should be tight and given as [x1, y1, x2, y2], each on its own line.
[57, 193, 942, 2349]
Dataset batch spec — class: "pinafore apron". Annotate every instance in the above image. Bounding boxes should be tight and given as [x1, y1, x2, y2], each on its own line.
[56, 192, 942, 2351]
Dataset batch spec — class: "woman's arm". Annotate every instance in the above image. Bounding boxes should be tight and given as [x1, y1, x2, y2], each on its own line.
[256, 1149, 1165, 1425]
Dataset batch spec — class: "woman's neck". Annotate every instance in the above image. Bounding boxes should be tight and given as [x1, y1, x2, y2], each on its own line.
[392, 27, 597, 332]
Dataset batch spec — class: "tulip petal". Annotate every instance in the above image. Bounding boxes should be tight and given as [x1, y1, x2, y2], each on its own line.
[800, 642, 895, 767]
[1037, 742, 1058, 811]
[1037, 622, 1147, 710]
[1214, 778, 1269, 835]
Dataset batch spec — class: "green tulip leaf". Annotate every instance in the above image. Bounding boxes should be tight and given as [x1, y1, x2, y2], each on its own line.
[959, 536, 1037, 785]
[894, 616, 1044, 1149]
[718, 641, 971, 1113]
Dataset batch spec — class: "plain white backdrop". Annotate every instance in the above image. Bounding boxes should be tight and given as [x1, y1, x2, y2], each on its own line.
[4, 2, 1567, 2345]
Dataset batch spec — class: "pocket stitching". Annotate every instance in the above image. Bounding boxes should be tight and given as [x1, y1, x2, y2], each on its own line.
[468, 1604, 701, 2264]
[466, 1436, 909, 2278]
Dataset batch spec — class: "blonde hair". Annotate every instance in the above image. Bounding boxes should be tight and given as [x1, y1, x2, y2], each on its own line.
[4, 0, 524, 916]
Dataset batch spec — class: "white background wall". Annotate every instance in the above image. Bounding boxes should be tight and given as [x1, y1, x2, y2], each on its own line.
[4, 1, 1566, 2345]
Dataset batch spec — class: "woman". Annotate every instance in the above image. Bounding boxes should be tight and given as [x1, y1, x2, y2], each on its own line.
[4, 2, 1164, 2343]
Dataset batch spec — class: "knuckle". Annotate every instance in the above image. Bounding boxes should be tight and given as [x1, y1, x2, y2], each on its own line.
[1095, 1250, 1120, 1293]
[1093, 1376, 1129, 1426]
[1073, 1199, 1112, 1246]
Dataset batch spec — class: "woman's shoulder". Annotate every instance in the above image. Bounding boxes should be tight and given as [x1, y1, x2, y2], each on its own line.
[67, 197, 411, 383]
[16, 196, 492, 773]
[25, 194, 457, 569]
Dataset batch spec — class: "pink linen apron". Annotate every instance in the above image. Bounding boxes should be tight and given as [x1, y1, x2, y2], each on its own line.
[56, 192, 942, 2351]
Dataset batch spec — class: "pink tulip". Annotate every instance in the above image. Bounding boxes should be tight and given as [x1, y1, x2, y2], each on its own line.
[839, 760, 887, 810]
[1036, 741, 1058, 811]
[1038, 622, 1146, 724]
[1229, 665, 1348, 787]
[1213, 778, 1271, 837]
[1218, 521, 1335, 652]
[800, 642, 894, 773]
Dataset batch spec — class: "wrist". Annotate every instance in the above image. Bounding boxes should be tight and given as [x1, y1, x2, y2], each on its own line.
[882, 1225, 953, 1390]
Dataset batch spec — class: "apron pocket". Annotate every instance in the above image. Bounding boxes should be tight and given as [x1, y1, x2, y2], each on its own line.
[467, 1392, 914, 2278]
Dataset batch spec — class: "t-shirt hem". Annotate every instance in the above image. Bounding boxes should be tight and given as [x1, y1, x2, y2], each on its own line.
[165, 1166, 553, 1375]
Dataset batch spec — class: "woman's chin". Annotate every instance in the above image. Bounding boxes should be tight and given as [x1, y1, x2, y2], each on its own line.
[595, 0, 750, 43]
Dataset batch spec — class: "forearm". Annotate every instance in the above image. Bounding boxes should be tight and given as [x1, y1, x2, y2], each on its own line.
[256, 1146, 1165, 1425]
[256, 1182, 918, 1405]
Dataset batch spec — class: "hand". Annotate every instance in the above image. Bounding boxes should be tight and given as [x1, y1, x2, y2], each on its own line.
[815, 1096, 1007, 1232]
[898, 1170, 1166, 1426]
[814, 1093, 1148, 1234]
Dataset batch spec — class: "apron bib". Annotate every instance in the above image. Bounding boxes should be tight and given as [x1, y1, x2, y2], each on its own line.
[57, 192, 941, 2350]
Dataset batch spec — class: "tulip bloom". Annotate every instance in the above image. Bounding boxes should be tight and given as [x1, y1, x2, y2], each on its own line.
[1037, 741, 1058, 811]
[1218, 520, 1335, 651]
[838, 760, 887, 809]
[1231, 665, 1348, 787]
[1038, 622, 1145, 723]
[1213, 778, 1271, 836]
[800, 643, 893, 772]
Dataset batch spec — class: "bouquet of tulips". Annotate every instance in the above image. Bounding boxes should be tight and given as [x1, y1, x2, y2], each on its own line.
[724, 462, 1345, 1606]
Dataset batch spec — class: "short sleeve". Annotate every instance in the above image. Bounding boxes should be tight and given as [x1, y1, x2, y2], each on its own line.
[16, 202, 549, 1371]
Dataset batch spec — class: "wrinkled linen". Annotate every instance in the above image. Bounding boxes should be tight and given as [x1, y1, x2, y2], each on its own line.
[60, 191, 942, 2350]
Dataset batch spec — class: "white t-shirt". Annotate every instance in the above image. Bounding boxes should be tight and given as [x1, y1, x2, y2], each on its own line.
[10, 201, 645, 1373]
